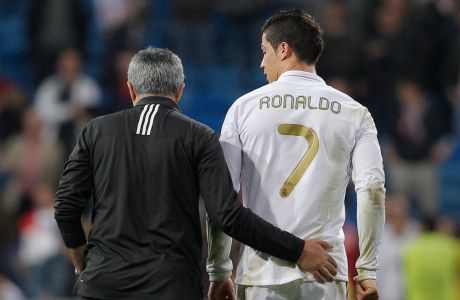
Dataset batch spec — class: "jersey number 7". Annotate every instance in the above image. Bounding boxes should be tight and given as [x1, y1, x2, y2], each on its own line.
[277, 124, 319, 198]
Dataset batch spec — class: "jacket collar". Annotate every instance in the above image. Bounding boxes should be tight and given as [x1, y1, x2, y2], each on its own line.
[135, 96, 180, 111]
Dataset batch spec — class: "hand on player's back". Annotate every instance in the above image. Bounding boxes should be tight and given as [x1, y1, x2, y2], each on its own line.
[296, 239, 337, 283]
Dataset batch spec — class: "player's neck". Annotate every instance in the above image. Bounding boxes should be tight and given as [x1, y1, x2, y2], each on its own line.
[278, 61, 316, 77]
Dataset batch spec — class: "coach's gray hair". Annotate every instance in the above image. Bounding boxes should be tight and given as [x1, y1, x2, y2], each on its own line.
[127, 47, 185, 96]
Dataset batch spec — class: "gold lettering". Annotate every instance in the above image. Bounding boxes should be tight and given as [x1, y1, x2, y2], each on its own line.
[272, 95, 282, 108]
[331, 101, 341, 114]
[296, 96, 307, 109]
[277, 124, 320, 198]
[284, 94, 295, 109]
[260, 95, 341, 113]
[260, 96, 270, 109]
[307, 96, 317, 109]
[319, 97, 329, 110]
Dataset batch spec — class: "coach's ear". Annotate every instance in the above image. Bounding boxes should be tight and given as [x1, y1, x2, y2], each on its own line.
[174, 82, 185, 103]
[127, 81, 137, 105]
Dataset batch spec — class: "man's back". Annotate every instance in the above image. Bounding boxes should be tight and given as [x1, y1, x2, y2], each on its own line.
[220, 70, 383, 285]
[58, 96, 209, 299]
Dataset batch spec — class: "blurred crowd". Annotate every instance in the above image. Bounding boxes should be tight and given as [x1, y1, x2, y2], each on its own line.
[0, 0, 459, 299]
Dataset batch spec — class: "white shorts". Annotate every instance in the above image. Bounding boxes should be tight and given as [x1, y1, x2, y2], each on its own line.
[236, 280, 347, 300]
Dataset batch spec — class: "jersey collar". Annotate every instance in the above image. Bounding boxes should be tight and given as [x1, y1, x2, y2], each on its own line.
[135, 96, 180, 111]
[278, 70, 326, 85]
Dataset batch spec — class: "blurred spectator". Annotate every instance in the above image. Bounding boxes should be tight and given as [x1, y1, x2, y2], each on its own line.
[96, 0, 148, 112]
[0, 110, 63, 218]
[214, 0, 274, 69]
[101, 0, 150, 51]
[0, 79, 26, 149]
[328, 77, 354, 96]
[93, 0, 132, 35]
[170, 0, 215, 65]
[378, 193, 419, 300]
[18, 182, 73, 298]
[408, 0, 459, 92]
[27, 0, 89, 83]
[315, 1, 370, 109]
[58, 106, 97, 159]
[317, 0, 365, 99]
[0, 274, 26, 300]
[363, 0, 415, 132]
[436, 215, 458, 237]
[101, 49, 136, 113]
[385, 80, 451, 216]
[33, 48, 101, 142]
[403, 216, 460, 300]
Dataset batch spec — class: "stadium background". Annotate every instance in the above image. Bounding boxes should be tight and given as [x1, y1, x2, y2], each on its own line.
[0, 0, 459, 299]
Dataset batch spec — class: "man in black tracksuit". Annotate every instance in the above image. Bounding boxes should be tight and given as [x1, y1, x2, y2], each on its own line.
[54, 48, 337, 299]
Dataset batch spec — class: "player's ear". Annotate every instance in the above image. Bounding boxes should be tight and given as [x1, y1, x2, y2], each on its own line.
[278, 42, 293, 60]
[174, 82, 185, 103]
[127, 81, 137, 105]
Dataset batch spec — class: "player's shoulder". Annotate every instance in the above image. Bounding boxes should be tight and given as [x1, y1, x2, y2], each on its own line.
[322, 84, 363, 108]
[321, 84, 374, 121]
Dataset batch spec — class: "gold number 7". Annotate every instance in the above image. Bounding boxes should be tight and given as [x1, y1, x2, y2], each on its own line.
[277, 124, 319, 198]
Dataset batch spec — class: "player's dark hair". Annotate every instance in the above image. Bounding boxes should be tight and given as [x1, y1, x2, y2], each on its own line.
[261, 9, 324, 65]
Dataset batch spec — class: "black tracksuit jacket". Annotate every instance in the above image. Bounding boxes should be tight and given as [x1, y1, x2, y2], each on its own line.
[54, 96, 304, 299]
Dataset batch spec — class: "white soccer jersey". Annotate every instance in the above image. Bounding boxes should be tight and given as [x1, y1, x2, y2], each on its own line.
[211, 70, 385, 286]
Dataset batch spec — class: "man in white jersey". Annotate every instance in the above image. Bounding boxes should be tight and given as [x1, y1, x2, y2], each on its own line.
[207, 9, 385, 300]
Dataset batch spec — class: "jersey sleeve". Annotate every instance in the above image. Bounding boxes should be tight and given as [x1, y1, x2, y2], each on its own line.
[219, 103, 242, 192]
[207, 104, 240, 281]
[206, 217, 233, 282]
[351, 108, 386, 281]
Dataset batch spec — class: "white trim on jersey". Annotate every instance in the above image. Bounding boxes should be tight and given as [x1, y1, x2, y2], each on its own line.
[146, 104, 160, 135]
[142, 104, 155, 135]
[136, 104, 160, 136]
[136, 104, 150, 135]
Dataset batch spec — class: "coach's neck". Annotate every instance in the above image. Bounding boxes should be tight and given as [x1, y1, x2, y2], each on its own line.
[127, 81, 185, 106]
